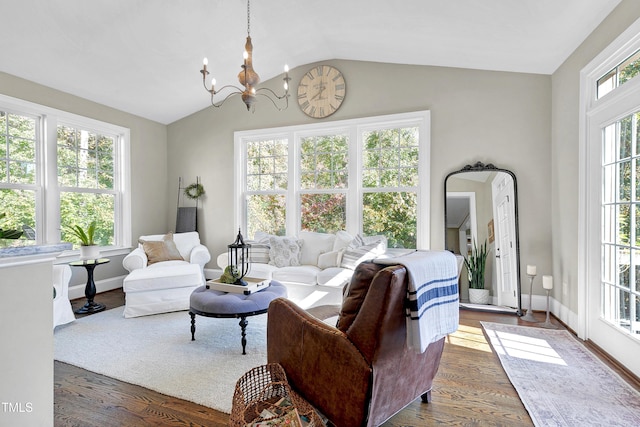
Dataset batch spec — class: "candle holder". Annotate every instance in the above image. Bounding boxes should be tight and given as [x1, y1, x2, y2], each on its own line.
[521, 273, 538, 322]
[539, 289, 557, 329]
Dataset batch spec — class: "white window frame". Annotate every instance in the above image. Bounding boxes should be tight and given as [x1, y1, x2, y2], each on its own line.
[0, 94, 131, 255]
[234, 110, 431, 249]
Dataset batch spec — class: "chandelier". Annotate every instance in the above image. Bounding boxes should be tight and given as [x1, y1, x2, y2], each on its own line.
[199, 0, 290, 112]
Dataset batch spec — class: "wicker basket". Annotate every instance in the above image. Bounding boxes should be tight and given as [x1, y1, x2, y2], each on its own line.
[229, 363, 324, 427]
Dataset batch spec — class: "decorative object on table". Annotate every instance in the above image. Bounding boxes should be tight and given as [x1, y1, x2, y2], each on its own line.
[539, 275, 557, 329]
[230, 363, 323, 427]
[199, 0, 290, 112]
[297, 64, 346, 118]
[465, 239, 490, 304]
[66, 220, 100, 260]
[227, 229, 251, 286]
[0, 212, 23, 239]
[69, 258, 110, 314]
[206, 277, 270, 295]
[176, 177, 203, 233]
[521, 264, 538, 322]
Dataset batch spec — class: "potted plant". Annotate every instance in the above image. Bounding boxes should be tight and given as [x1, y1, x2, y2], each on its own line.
[464, 239, 490, 304]
[67, 220, 100, 260]
[0, 212, 23, 239]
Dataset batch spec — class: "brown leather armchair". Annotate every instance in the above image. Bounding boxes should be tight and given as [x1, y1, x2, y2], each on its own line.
[267, 261, 447, 427]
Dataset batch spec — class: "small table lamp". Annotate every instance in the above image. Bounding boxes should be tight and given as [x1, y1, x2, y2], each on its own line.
[228, 229, 251, 286]
[521, 264, 538, 322]
[540, 275, 557, 329]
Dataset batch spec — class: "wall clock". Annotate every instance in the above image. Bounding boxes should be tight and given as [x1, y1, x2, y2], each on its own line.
[297, 65, 346, 119]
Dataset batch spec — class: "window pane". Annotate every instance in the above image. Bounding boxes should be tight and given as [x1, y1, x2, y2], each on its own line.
[60, 192, 114, 247]
[300, 193, 346, 234]
[0, 188, 36, 244]
[619, 116, 632, 159]
[299, 135, 348, 190]
[363, 191, 417, 249]
[597, 68, 616, 99]
[57, 125, 115, 190]
[247, 194, 286, 238]
[362, 127, 418, 189]
[618, 49, 640, 85]
[246, 138, 288, 191]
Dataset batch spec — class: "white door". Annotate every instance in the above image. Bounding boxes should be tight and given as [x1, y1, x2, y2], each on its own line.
[492, 174, 518, 308]
[586, 100, 640, 378]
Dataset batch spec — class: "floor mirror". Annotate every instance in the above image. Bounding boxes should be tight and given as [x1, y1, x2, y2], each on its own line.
[444, 162, 522, 315]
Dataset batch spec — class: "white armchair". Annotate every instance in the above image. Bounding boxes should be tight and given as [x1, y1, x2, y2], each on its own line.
[53, 264, 75, 329]
[122, 231, 211, 318]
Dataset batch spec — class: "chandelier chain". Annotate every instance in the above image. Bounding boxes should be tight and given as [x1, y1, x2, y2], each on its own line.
[247, 0, 251, 36]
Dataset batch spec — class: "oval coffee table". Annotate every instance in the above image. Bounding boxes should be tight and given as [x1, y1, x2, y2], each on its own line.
[189, 281, 287, 355]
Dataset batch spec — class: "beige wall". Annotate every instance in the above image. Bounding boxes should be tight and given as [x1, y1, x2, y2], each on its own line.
[169, 60, 552, 284]
[551, 1, 640, 316]
[0, 72, 169, 281]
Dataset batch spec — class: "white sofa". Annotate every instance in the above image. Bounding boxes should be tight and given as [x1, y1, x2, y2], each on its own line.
[217, 231, 387, 307]
[122, 231, 211, 318]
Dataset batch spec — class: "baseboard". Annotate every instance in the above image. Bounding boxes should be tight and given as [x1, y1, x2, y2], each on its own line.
[69, 275, 125, 300]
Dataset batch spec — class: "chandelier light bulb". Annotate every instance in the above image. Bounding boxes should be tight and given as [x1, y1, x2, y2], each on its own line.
[203, 57, 208, 66]
[211, 78, 216, 86]
[284, 64, 289, 73]
[243, 50, 249, 60]
[284, 81, 288, 90]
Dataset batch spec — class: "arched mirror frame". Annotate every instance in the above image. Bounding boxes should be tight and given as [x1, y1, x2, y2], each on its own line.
[444, 161, 523, 315]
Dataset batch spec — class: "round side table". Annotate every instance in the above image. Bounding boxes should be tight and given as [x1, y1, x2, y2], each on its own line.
[69, 258, 110, 315]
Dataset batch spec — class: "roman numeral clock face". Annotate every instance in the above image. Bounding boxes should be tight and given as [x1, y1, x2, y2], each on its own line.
[297, 65, 346, 118]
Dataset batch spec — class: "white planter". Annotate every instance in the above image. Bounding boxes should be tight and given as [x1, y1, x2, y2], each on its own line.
[468, 288, 491, 305]
[79, 245, 100, 260]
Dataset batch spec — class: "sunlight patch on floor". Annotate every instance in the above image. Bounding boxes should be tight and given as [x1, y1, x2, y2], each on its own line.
[485, 328, 567, 365]
[447, 323, 492, 352]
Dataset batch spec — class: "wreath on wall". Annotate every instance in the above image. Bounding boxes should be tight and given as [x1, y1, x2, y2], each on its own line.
[184, 183, 205, 200]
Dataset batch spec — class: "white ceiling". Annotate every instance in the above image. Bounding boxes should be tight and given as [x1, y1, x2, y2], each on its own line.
[0, 0, 621, 124]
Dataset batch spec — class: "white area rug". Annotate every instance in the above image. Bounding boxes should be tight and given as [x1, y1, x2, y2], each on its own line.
[54, 307, 268, 414]
[481, 322, 640, 427]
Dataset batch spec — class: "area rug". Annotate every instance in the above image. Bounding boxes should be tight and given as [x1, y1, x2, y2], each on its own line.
[54, 307, 268, 414]
[481, 322, 640, 426]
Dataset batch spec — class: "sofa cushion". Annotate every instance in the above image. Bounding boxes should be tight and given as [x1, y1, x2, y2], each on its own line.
[269, 236, 303, 267]
[317, 267, 353, 287]
[123, 263, 201, 292]
[139, 232, 184, 265]
[317, 249, 344, 269]
[246, 262, 278, 280]
[272, 265, 320, 285]
[138, 231, 201, 261]
[298, 231, 336, 266]
[336, 262, 386, 332]
[247, 241, 271, 264]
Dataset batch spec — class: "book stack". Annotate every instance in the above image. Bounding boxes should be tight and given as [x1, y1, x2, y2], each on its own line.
[245, 397, 311, 427]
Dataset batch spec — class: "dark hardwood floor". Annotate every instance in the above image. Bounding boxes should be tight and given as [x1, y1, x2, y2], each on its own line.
[55, 289, 640, 427]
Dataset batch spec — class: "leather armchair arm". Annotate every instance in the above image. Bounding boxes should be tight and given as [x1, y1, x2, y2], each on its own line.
[267, 298, 371, 427]
[189, 244, 211, 268]
[122, 247, 147, 272]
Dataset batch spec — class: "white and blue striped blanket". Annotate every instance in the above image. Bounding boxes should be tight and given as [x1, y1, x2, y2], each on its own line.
[375, 250, 459, 353]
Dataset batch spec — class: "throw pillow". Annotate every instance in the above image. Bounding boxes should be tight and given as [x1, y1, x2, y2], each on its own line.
[340, 236, 386, 270]
[268, 236, 303, 268]
[139, 232, 184, 265]
[317, 249, 345, 269]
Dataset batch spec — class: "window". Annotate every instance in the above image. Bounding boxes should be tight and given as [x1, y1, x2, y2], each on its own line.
[235, 111, 430, 249]
[597, 49, 640, 99]
[601, 113, 640, 334]
[0, 94, 130, 250]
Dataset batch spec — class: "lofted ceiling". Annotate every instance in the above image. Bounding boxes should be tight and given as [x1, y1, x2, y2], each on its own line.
[0, 0, 621, 124]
